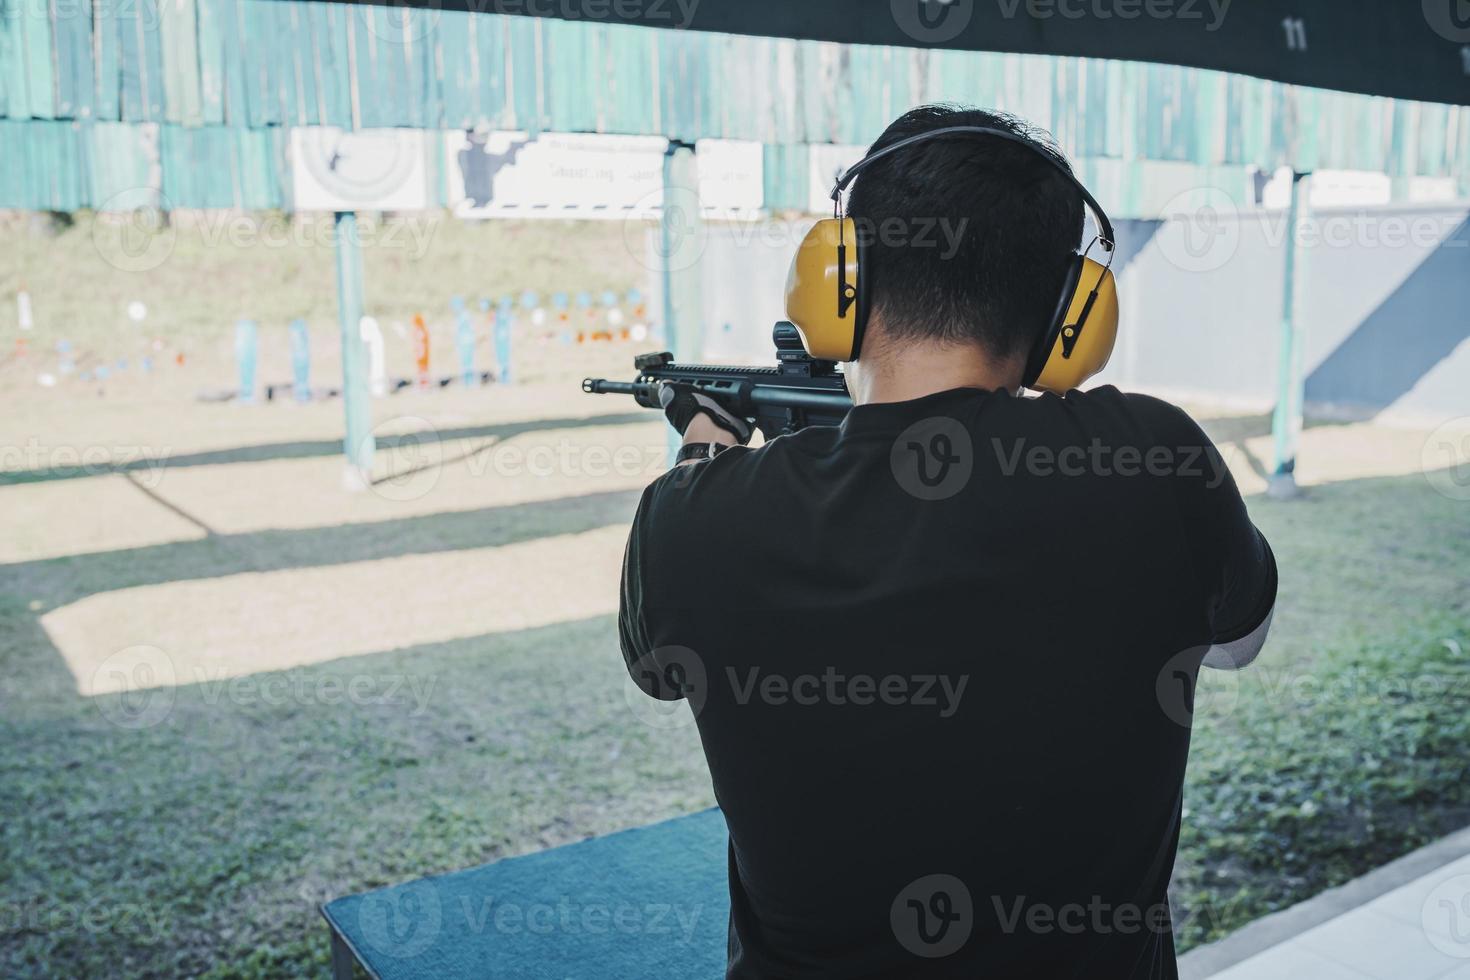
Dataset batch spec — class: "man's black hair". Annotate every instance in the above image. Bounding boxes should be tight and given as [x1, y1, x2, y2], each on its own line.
[846, 104, 1086, 362]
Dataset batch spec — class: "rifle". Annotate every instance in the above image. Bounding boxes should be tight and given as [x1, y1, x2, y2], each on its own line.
[581, 321, 853, 439]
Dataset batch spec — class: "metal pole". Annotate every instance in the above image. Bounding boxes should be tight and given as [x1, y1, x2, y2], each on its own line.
[1267, 172, 1311, 500]
[334, 211, 375, 489]
[660, 140, 703, 460]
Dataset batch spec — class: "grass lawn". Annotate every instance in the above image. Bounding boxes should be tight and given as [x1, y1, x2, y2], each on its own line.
[1172, 472, 1470, 947]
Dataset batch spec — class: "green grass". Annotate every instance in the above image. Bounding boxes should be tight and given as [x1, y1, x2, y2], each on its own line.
[1176, 624, 1470, 946]
[1172, 472, 1470, 948]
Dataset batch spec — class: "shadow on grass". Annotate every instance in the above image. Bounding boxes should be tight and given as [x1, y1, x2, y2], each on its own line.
[0, 412, 652, 486]
[0, 484, 642, 722]
[0, 488, 642, 608]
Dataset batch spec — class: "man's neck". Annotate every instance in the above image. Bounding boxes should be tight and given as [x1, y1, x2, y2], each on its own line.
[847, 329, 1024, 406]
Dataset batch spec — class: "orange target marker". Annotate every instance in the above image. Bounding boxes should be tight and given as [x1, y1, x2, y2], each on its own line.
[412, 314, 430, 389]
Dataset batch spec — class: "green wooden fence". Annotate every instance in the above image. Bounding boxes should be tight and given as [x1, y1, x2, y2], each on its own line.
[2, 0, 1467, 210]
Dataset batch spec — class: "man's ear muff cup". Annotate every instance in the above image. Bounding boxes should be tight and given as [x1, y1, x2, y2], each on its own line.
[784, 217, 868, 362]
[1024, 254, 1119, 394]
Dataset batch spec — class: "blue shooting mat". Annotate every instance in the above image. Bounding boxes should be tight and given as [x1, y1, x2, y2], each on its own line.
[322, 808, 730, 979]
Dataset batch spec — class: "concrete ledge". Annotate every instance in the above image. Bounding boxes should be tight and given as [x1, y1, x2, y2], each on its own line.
[1178, 823, 1470, 979]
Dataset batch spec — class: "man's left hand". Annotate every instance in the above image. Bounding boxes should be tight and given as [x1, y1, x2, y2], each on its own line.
[657, 382, 754, 445]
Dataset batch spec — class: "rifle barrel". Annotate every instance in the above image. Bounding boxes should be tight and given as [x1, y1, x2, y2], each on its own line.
[582, 379, 644, 395]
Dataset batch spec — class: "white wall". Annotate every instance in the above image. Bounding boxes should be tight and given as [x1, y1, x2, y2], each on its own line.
[1098, 204, 1470, 424]
[694, 207, 1470, 425]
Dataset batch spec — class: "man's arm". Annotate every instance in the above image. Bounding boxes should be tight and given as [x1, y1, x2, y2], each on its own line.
[1141, 396, 1278, 670]
[1195, 504, 1276, 672]
[619, 385, 754, 700]
[619, 487, 656, 692]
[678, 414, 741, 462]
[1203, 603, 1274, 670]
[619, 485, 692, 700]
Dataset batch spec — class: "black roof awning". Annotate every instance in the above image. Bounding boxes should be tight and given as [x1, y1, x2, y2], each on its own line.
[342, 0, 1470, 106]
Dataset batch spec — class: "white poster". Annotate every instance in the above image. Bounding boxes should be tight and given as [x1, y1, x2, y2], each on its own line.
[447, 131, 763, 219]
[696, 139, 764, 219]
[291, 128, 431, 212]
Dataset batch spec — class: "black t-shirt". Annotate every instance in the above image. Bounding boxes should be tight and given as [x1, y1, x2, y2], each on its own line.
[619, 386, 1276, 979]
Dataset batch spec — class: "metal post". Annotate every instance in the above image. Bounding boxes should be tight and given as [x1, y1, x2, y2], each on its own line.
[1268, 172, 1311, 500]
[329, 929, 356, 980]
[334, 211, 375, 489]
[660, 140, 704, 459]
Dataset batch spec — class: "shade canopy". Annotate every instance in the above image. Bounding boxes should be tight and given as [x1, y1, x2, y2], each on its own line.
[340, 0, 1470, 106]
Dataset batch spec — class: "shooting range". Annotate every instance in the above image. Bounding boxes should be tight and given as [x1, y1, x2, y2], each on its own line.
[2, 1, 1469, 976]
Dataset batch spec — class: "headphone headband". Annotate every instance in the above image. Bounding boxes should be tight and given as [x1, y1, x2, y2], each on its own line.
[831, 124, 1115, 248]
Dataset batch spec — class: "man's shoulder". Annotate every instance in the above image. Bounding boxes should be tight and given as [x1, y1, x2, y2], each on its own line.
[1053, 386, 1213, 447]
[639, 428, 838, 523]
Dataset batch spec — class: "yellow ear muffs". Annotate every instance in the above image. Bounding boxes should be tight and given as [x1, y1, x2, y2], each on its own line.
[1026, 254, 1119, 394]
[784, 217, 866, 361]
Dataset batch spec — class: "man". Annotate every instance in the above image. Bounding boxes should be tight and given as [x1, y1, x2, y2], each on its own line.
[620, 105, 1276, 979]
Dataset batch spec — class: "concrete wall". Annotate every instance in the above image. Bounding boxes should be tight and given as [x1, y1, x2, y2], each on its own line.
[1098, 204, 1470, 424]
[698, 206, 1470, 425]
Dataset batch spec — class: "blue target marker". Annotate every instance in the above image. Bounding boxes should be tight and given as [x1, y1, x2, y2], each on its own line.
[455, 303, 477, 387]
[493, 304, 513, 384]
[289, 318, 311, 402]
[235, 318, 259, 403]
